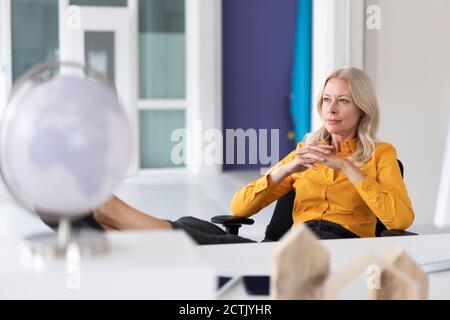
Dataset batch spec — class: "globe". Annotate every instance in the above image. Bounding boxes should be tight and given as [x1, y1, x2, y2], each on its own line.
[0, 62, 131, 222]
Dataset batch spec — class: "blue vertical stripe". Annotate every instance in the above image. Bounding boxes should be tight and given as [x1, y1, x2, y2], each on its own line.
[290, 0, 312, 143]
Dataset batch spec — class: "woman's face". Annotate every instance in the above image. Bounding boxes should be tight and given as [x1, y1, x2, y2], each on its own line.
[321, 78, 362, 139]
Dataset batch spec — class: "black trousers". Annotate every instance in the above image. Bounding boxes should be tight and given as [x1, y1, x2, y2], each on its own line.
[170, 216, 359, 245]
[43, 215, 359, 245]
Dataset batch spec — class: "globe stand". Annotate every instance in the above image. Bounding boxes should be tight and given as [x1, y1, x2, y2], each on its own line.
[23, 218, 109, 258]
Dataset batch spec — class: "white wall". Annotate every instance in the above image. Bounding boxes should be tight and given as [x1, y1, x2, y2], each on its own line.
[364, 0, 450, 227]
[185, 0, 222, 175]
[312, 0, 364, 131]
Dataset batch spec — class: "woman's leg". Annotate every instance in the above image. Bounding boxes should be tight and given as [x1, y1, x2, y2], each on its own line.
[171, 216, 256, 245]
[93, 196, 172, 231]
[305, 220, 360, 239]
[93, 196, 256, 245]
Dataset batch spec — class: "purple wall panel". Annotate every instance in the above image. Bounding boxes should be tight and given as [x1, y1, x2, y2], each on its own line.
[223, 0, 298, 170]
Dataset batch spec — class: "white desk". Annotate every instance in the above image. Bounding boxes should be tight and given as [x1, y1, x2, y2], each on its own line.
[199, 233, 450, 299]
[2, 230, 450, 299]
[0, 230, 216, 299]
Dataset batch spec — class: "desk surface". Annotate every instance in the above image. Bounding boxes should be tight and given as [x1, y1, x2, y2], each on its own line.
[0, 231, 216, 299]
[199, 233, 450, 299]
[1, 230, 450, 299]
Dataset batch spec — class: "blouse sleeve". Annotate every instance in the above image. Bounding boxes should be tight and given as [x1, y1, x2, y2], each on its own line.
[353, 143, 415, 230]
[230, 143, 303, 218]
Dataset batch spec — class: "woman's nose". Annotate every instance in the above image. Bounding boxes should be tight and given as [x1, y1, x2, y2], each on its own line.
[326, 100, 337, 113]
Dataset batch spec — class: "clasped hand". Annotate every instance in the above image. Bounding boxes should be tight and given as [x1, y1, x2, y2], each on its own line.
[284, 144, 348, 174]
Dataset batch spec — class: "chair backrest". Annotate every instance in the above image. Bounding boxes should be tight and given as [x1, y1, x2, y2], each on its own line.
[263, 159, 404, 241]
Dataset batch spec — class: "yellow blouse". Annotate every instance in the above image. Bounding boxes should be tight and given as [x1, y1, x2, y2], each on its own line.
[230, 139, 415, 238]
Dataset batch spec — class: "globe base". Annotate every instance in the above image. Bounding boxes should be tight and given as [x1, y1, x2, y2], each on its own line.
[23, 229, 109, 258]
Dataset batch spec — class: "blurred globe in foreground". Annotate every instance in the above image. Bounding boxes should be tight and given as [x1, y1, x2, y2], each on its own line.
[0, 62, 131, 220]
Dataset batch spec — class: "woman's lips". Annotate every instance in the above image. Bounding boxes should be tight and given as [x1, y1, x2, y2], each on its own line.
[326, 120, 341, 125]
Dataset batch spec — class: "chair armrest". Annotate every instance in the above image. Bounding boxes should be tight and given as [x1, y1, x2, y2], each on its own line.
[380, 229, 418, 237]
[210, 215, 254, 235]
[211, 215, 255, 225]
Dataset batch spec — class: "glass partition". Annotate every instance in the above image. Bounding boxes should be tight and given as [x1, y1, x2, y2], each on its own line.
[11, 0, 59, 82]
[139, 0, 185, 99]
[140, 110, 186, 168]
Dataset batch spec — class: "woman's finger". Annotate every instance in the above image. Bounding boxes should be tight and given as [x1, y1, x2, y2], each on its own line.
[299, 156, 316, 164]
[309, 145, 333, 154]
[317, 144, 334, 149]
[301, 153, 326, 162]
[296, 148, 322, 157]
[295, 148, 309, 155]
[296, 145, 333, 155]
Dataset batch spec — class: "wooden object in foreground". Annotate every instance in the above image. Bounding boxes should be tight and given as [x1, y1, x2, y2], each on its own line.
[271, 223, 329, 299]
[372, 247, 428, 300]
[325, 248, 428, 300]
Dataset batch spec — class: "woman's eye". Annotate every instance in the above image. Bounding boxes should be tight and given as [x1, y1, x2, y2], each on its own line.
[323, 97, 330, 102]
[339, 99, 349, 103]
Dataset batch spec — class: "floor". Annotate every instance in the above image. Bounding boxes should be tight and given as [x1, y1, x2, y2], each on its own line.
[1, 170, 448, 242]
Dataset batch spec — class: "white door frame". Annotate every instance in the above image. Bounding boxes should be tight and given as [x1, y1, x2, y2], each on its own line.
[185, 0, 222, 175]
[59, 0, 139, 174]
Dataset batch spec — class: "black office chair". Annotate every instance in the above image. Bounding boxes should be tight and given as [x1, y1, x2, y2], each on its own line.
[212, 160, 417, 241]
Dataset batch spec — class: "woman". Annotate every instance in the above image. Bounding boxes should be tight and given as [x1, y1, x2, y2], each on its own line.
[90, 68, 415, 244]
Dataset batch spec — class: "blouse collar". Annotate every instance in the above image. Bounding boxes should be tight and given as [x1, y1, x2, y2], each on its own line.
[340, 138, 358, 155]
[320, 138, 358, 156]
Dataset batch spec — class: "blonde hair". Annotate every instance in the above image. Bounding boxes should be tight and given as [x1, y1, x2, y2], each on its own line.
[304, 68, 379, 167]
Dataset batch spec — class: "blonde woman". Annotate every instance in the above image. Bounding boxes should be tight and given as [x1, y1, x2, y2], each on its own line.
[66, 68, 415, 244]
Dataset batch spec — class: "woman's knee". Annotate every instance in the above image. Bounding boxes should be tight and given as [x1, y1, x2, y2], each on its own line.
[173, 216, 227, 235]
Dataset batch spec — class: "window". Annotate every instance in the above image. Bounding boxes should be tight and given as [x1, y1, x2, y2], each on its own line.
[139, 110, 185, 168]
[139, 0, 185, 99]
[84, 31, 116, 85]
[3, 0, 218, 172]
[139, 0, 186, 169]
[11, 0, 59, 82]
[0, 2, 5, 112]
